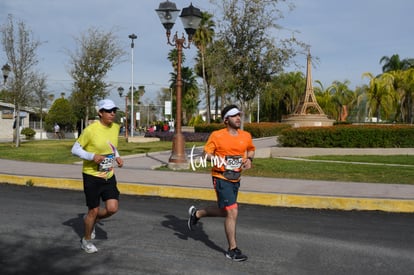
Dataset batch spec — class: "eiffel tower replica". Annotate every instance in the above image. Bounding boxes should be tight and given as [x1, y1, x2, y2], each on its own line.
[282, 50, 334, 127]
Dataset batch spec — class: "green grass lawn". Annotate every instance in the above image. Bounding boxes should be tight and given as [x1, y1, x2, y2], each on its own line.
[1, 138, 413, 184]
[0, 138, 204, 164]
[242, 157, 414, 185]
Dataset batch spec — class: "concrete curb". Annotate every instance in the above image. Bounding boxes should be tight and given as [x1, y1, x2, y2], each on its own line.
[2, 173, 414, 213]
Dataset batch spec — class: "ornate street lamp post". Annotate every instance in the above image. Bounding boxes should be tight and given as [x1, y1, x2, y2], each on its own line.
[156, 0, 202, 169]
[118, 86, 128, 140]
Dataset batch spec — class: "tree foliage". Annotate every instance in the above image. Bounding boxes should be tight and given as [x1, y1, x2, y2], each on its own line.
[193, 11, 216, 123]
[68, 27, 125, 126]
[167, 48, 200, 125]
[258, 71, 305, 122]
[169, 66, 200, 124]
[362, 72, 396, 121]
[380, 54, 414, 72]
[209, 0, 306, 116]
[45, 97, 77, 132]
[1, 14, 43, 147]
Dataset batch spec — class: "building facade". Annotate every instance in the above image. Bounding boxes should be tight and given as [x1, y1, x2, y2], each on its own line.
[0, 101, 33, 140]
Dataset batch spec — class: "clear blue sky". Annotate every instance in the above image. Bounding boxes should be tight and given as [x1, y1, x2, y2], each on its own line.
[1, 0, 413, 108]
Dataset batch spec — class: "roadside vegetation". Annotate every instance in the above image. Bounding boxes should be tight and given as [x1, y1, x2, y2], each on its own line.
[0, 139, 413, 185]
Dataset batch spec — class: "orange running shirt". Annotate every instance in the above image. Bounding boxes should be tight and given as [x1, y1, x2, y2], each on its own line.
[204, 128, 255, 181]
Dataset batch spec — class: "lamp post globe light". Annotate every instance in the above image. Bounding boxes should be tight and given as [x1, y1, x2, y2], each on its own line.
[128, 33, 137, 137]
[2, 63, 11, 84]
[118, 86, 128, 140]
[156, 0, 202, 170]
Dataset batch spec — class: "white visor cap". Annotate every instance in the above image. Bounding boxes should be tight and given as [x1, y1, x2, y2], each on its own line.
[223, 107, 241, 119]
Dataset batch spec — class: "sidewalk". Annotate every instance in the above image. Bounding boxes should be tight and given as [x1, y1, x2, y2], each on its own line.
[0, 137, 413, 213]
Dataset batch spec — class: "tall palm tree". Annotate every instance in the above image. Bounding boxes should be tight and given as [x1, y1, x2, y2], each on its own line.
[347, 85, 368, 123]
[261, 72, 305, 121]
[390, 69, 414, 123]
[193, 12, 215, 123]
[380, 54, 414, 122]
[167, 48, 185, 72]
[380, 54, 404, 72]
[314, 80, 337, 119]
[362, 72, 397, 122]
[207, 39, 233, 118]
[170, 67, 200, 124]
[380, 54, 413, 72]
[327, 80, 353, 121]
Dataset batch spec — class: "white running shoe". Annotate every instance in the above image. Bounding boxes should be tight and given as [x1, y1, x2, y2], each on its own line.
[83, 214, 96, 239]
[80, 237, 98, 253]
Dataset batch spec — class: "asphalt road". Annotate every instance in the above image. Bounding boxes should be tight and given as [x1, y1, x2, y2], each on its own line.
[1, 183, 413, 275]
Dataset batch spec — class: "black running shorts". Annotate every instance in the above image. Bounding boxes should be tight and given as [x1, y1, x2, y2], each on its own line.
[82, 173, 120, 209]
[213, 177, 240, 210]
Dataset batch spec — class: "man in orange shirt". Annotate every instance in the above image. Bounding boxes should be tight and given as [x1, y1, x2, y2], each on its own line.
[187, 104, 255, 262]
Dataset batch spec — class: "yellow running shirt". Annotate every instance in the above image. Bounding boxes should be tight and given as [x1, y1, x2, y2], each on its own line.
[77, 121, 120, 179]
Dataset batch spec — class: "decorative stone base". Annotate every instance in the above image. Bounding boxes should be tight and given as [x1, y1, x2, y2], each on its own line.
[282, 114, 335, 128]
[168, 161, 189, 170]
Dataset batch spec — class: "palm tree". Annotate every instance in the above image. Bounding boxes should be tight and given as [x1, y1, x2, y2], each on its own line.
[347, 85, 368, 123]
[193, 12, 215, 123]
[362, 72, 397, 122]
[380, 54, 414, 73]
[390, 69, 414, 123]
[261, 72, 305, 121]
[207, 39, 233, 118]
[167, 48, 185, 72]
[314, 80, 337, 119]
[170, 67, 200, 124]
[327, 80, 353, 121]
[401, 69, 414, 123]
[380, 54, 414, 122]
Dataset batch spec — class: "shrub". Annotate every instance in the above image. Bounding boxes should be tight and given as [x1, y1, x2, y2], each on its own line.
[21, 127, 36, 140]
[144, 131, 210, 142]
[195, 122, 290, 138]
[188, 114, 205, 126]
[278, 124, 414, 148]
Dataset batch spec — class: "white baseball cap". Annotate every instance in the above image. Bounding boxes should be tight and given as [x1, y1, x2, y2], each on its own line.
[98, 99, 118, 111]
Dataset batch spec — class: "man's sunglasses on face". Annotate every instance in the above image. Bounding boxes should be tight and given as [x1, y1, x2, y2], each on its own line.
[102, 108, 117, 114]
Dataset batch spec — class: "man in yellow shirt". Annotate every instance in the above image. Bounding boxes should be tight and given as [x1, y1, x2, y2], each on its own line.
[71, 99, 124, 253]
[187, 104, 255, 262]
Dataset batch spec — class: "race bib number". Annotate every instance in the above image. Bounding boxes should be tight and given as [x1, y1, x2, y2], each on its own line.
[98, 154, 115, 172]
[225, 155, 243, 171]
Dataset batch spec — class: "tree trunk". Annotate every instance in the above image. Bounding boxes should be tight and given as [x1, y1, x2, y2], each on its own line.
[201, 52, 211, 123]
[14, 107, 20, 148]
[85, 106, 90, 127]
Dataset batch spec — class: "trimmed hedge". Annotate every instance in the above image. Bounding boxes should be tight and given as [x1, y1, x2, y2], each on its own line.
[144, 131, 210, 142]
[195, 122, 290, 138]
[278, 124, 414, 148]
[145, 122, 290, 142]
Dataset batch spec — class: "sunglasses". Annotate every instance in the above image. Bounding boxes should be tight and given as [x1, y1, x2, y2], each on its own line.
[102, 108, 117, 114]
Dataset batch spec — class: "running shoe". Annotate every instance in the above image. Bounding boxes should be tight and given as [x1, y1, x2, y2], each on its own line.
[80, 237, 98, 253]
[187, 205, 199, 231]
[225, 247, 248, 262]
[83, 214, 96, 239]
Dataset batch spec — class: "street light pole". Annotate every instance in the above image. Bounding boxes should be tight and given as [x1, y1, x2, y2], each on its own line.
[118, 86, 128, 140]
[128, 33, 137, 137]
[156, 1, 202, 170]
